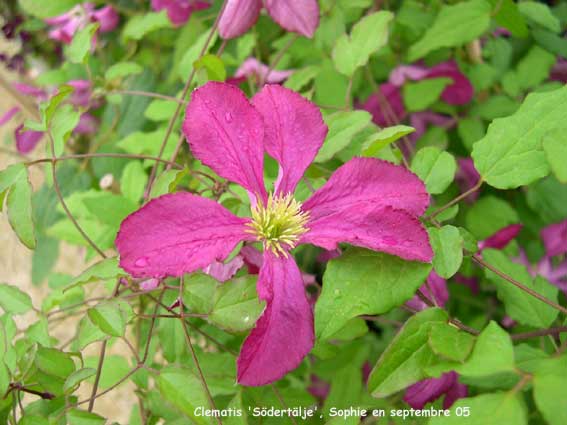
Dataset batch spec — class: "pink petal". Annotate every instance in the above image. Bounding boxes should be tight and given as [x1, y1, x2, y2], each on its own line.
[0, 107, 20, 126]
[15, 125, 43, 153]
[404, 372, 457, 410]
[152, 0, 209, 26]
[252, 84, 327, 195]
[92, 5, 119, 32]
[443, 378, 467, 409]
[241, 245, 263, 274]
[67, 80, 92, 107]
[426, 61, 474, 105]
[301, 158, 432, 261]
[478, 224, 522, 251]
[406, 271, 448, 310]
[237, 252, 314, 386]
[541, 219, 567, 258]
[115, 192, 250, 278]
[74, 113, 98, 134]
[218, 0, 262, 39]
[359, 83, 406, 127]
[183, 82, 267, 202]
[234, 58, 294, 84]
[140, 278, 161, 291]
[409, 111, 455, 142]
[13, 83, 47, 100]
[203, 255, 244, 282]
[264, 0, 319, 38]
[389, 65, 429, 86]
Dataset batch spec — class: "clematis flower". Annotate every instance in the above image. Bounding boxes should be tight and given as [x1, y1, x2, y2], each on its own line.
[389, 61, 474, 105]
[218, 0, 319, 40]
[359, 83, 406, 127]
[151, 0, 210, 27]
[45, 3, 119, 44]
[404, 371, 467, 410]
[541, 219, 567, 258]
[116, 82, 433, 386]
[229, 58, 294, 85]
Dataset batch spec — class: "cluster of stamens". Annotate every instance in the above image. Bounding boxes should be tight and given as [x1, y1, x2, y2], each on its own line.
[247, 193, 310, 257]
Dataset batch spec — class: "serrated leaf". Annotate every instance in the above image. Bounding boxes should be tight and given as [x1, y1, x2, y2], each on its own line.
[65, 257, 123, 291]
[408, 0, 491, 61]
[315, 110, 372, 162]
[470, 87, 567, 188]
[332, 11, 393, 76]
[428, 225, 463, 278]
[87, 300, 129, 337]
[35, 346, 76, 379]
[315, 248, 432, 340]
[367, 308, 448, 397]
[63, 368, 97, 393]
[428, 323, 475, 363]
[482, 249, 559, 328]
[0, 283, 33, 314]
[411, 147, 457, 195]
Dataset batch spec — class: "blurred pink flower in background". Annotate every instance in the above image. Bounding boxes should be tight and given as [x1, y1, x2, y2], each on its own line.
[151, 0, 211, 26]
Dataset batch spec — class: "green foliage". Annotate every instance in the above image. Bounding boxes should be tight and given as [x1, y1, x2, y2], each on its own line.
[428, 225, 464, 278]
[0, 284, 33, 314]
[411, 147, 457, 195]
[66, 23, 99, 64]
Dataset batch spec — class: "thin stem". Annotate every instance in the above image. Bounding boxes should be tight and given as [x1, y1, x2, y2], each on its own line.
[88, 339, 108, 411]
[427, 179, 483, 219]
[26, 153, 183, 169]
[472, 254, 567, 316]
[109, 90, 185, 104]
[262, 34, 298, 87]
[511, 327, 567, 341]
[145, 0, 229, 199]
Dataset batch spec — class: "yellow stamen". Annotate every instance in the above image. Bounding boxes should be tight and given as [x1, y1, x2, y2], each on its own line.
[247, 193, 309, 257]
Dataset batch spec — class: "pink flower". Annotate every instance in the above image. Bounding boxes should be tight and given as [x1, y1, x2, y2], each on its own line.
[116, 82, 432, 386]
[406, 271, 448, 311]
[478, 224, 523, 251]
[230, 58, 294, 85]
[45, 3, 119, 44]
[151, 0, 210, 27]
[219, 0, 319, 39]
[409, 111, 455, 142]
[404, 371, 467, 410]
[203, 255, 245, 282]
[359, 83, 406, 127]
[541, 219, 567, 258]
[67, 80, 92, 107]
[389, 61, 474, 105]
[74, 113, 98, 134]
[15, 124, 43, 153]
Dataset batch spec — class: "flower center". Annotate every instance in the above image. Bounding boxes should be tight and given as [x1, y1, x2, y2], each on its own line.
[247, 193, 309, 257]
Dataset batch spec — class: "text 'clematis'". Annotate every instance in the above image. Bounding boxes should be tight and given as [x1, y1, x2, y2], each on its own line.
[115, 82, 433, 386]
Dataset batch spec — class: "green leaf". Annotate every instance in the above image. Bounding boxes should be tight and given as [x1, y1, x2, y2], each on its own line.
[482, 249, 559, 328]
[178, 30, 218, 81]
[87, 300, 130, 337]
[533, 356, 567, 425]
[17, 0, 82, 18]
[209, 275, 264, 333]
[408, 0, 491, 61]
[144, 99, 177, 121]
[43, 84, 74, 124]
[35, 346, 76, 379]
[0, 284, 33, 314]
[465, 196, 518, 240]
[332, 11, 393, 76]
[428, 225, 463, 278]
[63, 368, 97, 393]
[84, 355, 131, 389]
[543, 128, 567, 183]
[489, 0, 529, 38]
[194, 54, 226, 82]
[0, 163, 27, 193]
[518, 1, 560, 33]
[284, 65, 319, 91]
[403, 78, 452, 112]
[51, 104, 81, 156]
[65, 257, 123, 291]
[122, 11, 170, 41]
[470, 86, 567, 189]
[429, 392, 527, 425]
[65, 23, 99, 64]
[315, 248, 432, 340]
[121, 161, 148, 203]
[66, 409, 106, 425]
[367, 308, 448, 397]
[361, 125, 415, 157]
[428, 323, 475, 363]
[105, 62, 143, 81]
[411, 147, 457, 195]
[183, 273, 218, 314]
[315, 111, 372, 162]
[7, 174, 36, 249]
[157, 367, 210, 424]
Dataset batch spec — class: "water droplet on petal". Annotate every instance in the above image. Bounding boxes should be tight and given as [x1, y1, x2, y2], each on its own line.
[224, 112, 233, 123]
[135, 257, 149, 267]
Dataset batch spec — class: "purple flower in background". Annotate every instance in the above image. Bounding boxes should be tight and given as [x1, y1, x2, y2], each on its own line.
[406, 271, 448, 311]
[390, 61, 474, 105]
[219, 0, 320, 40]
[404, 371, 467, 410]
[229, 57, 294, 85]
[45, 3, 119, 44]
[478, 224, 523, 251]
[15, 124, 43, 153]
[409, 111, 455, 142]
[151, 0, 211, 27]
[116, 82, 433, 386]
[359, 83, 406, 127]
[541, 219, 567, 257]
[68, 80, 92, 107]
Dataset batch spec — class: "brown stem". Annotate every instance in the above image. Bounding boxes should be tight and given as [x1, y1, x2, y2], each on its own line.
[109, 90, 185, 104]
[262, 34, 298, 87]
[26, 153, 183, 169]
[511, 327, 567, 341]
[427, 179, 483, 219]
